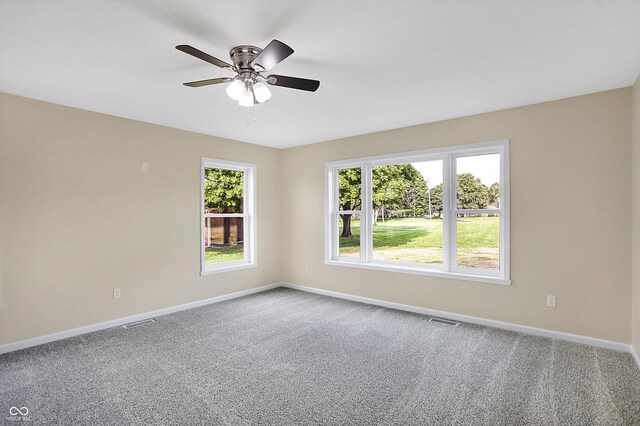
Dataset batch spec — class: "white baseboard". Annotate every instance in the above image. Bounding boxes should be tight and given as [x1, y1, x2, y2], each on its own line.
[3, 281, 638, 370]
[280, 283, 633, 355]
[0, 283, 281, 355]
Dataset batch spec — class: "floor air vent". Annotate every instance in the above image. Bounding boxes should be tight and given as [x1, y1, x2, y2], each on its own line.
[123, 319, 156, 329]
[429, 317, 459, 326]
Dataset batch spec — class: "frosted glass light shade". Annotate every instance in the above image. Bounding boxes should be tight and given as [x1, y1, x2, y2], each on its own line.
[238, 88, 254, 107]
[253, 82, 271, 103]
[226, 80, 245, 101]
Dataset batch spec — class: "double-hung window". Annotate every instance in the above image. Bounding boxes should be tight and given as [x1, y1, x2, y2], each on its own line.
[325, 140, 509, 285]
[201, 158, 256, 274]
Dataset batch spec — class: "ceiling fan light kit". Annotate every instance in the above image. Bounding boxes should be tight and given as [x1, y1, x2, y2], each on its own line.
[225, 80, 244, 101]
[176, 40, 319, 108]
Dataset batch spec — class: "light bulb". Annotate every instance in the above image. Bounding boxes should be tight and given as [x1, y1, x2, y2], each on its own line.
[253, 82, 271, 103]
[238, 87, 254, 107]
[226, 80, 245, 101]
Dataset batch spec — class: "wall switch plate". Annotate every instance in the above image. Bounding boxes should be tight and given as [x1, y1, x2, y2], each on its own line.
[141, 162, 149, 173]
[547, 295, 556, 308]
[113, 288, 121, 299]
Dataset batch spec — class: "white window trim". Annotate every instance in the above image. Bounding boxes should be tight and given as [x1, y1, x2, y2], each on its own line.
[201, 158, 257, 275]
[325, 139, 510, 285]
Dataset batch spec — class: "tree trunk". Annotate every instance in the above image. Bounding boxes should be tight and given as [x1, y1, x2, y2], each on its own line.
[223, 217, 231, 245]
[340, 214, 352, 237]
[236, 218, 244, 243]
[381, 205, 385, 223]
[372, 208, 379, 226]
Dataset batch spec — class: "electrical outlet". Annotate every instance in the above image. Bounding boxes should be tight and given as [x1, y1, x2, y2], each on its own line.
[547, 295, 556, 308]
[141, 162, 149, 173]
[113, 288, 121, 299]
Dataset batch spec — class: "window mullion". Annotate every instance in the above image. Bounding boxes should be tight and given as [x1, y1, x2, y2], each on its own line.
[443, 154, 455, 272]
[362, 164, 373, 263]
[333, 168, 340, 259]
[500, 144, 509, 276]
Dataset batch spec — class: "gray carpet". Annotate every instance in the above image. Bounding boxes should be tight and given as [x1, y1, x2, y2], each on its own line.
[1, 288, 639, 425]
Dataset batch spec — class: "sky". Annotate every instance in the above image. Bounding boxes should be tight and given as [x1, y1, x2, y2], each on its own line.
[411, 154, 500, 188]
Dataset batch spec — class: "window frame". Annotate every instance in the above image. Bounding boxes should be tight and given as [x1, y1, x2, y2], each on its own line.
[201, 158, 257, 275]
[325, 139, 510, 285]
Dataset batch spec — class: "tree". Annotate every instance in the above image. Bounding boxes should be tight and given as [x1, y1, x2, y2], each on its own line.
[488, 182, 500, 208]
[204, 169, 244, 245]
[372, 164, 429, 223]
[338, 165, 431, 236]
[402, 166, 429, 217]
[373, 165, 407, 223]
[456, 173, 489, 210]
[430, 184, 443, 218]
[338, 168, 361, 237]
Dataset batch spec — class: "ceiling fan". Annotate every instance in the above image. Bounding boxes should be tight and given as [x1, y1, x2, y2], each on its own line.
[176, 39, 320, 107]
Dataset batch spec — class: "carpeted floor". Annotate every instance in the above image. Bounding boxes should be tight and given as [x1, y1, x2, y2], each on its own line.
[1, 288, 639, 425]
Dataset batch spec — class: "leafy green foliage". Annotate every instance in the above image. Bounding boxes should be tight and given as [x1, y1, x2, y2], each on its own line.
[372, 165, 412, 208]
[429, 184, 443, 218]
[488, 182, 500, 208]
[456, 173, 489, 209]
[338, 168, 361, 210]
[338, 164, 498, 236]
[339, 165, 434, 212]
[204, 168, 244, 213]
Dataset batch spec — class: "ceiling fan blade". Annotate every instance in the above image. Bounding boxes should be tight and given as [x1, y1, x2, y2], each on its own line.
[251, 39, 294, 71]
[183, 77, 233, 87]
[176, 45, 233, 70]
[266, 74, 320, 92]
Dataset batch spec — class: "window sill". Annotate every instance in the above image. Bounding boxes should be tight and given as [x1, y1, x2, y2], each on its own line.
[201, 262, 257, 276]
[324, 260, 511, 286]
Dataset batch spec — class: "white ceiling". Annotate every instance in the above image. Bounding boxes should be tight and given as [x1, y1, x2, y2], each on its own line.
[1, 1, 639, 149]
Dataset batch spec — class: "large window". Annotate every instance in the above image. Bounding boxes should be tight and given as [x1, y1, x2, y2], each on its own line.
[325, 140, 509, 285]
[201, 158, 256, 274]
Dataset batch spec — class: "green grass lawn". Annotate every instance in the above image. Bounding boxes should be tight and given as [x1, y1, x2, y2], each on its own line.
[205, 244, 244, 264]
[339, 216, 499, 269]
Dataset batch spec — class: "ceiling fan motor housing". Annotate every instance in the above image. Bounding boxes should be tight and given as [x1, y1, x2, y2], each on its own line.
[229, 45, 263, 86]
[230, 46, 262, 70]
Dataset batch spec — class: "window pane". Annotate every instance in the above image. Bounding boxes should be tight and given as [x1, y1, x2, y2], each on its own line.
[338, 212, 360, 258]
[456, 214, 499, 270]
[456, 154, 500, 209]
[371, 161, 443, 264]
[204, 168, 244, 213]
[204, 217, 245, 265]
[338, 168, 361, 211]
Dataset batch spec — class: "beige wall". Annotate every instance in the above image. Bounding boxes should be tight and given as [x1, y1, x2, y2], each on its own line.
[1, 87, 635, 348]
[633, 75, 640, 354]
[0, 93, 282, 345]
[281, 88, 632, 343]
